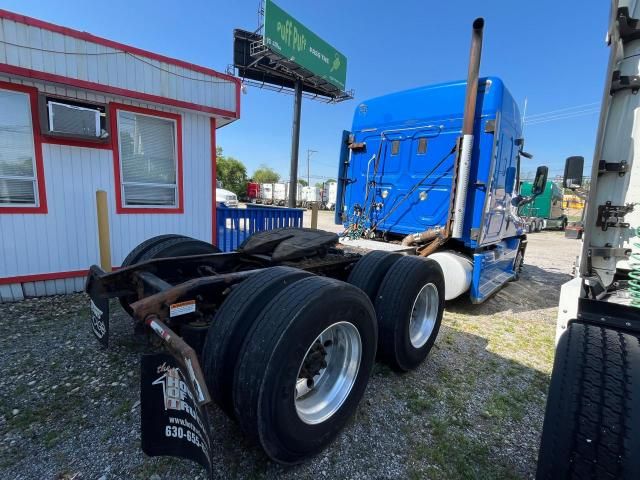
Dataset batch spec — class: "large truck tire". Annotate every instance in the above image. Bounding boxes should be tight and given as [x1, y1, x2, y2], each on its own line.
[233, 276, 377, 464]
[347, 250, 402, 302]
[118, 235, 220, 315]
[536, 322, 640, 480]
[201, 266, 312, 417]
[374, 256, 445, 371]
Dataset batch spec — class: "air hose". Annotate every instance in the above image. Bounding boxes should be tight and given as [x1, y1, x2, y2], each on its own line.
[631, 226, 640, 307]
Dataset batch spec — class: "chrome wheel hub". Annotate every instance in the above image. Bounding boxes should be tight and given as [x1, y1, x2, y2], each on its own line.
[295, 321, 362, 425]
[409, 283, 439, 348]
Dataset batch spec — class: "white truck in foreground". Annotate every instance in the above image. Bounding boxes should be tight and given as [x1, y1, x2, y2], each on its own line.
[536, 1, 640, 477]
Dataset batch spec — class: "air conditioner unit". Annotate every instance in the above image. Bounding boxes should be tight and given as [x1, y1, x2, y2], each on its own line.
[47, 101, 101, 137]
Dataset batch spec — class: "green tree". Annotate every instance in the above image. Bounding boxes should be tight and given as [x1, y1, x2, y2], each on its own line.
[253, 164, 280, 183]
[298, 179, 308, 187]
[216, 147, 247, 196]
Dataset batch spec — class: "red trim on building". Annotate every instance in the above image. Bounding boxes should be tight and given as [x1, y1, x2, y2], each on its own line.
[0, 80, 48, 214]
[0, 9, 240, 88]
[0, 269, 88, 285]
[0, 63, 237, 118]
[41, 136, 113, 150]
[210, 117, 217, 245]
[110, 102, 184, 214]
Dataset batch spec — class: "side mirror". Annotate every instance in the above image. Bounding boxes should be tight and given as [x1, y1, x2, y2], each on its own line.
[531, 166, 548, 196]
[563, 156, 584, 189]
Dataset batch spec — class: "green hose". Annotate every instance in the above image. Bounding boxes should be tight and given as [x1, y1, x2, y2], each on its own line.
[631, 227, 640, 307]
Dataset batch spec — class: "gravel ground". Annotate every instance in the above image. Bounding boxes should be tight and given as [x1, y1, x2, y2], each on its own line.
[0, 230, 579, 480]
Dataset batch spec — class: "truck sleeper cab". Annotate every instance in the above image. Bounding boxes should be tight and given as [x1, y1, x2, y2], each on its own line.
[336, 77, 542, 303]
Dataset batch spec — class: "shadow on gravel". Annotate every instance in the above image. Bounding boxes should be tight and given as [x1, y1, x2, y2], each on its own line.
[0, 292, 551, 480]
[446, 263, 573, 316]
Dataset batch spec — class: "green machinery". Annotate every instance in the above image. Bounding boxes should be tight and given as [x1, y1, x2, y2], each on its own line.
[518, 181, 567, 232]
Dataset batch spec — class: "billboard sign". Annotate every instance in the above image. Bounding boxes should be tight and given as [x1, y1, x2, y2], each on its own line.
[263, 0, 347, 91]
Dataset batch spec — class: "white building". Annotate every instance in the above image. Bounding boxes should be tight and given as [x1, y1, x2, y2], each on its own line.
[0, 9, 240, 301]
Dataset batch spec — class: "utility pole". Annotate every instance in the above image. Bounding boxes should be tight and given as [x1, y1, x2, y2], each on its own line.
[288, 80, 303, 208]
[307, 149, 317, 186]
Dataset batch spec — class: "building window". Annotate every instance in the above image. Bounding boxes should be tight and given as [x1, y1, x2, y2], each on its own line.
[417, 137, 428, 155]
[0, 83, 46, 213]
[112, 104, 183, 213]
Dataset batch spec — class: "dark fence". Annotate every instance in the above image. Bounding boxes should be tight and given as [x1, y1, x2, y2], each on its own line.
[216, 205, 304, 252]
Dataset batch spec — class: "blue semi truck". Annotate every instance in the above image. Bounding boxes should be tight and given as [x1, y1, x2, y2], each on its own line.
[335, 58, 548, 304]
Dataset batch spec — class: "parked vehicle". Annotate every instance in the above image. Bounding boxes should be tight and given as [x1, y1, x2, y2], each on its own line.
[273, 182, 287, 206]
[215, 181, 238, 208]
[87, 229, 446, 467]
[85, 17, 549, 473]
[285, 181, 304, 206]
[518, 180, 568, 232]
[323, 181, 338, 210]
[246, 181, 260, 203]
[335, 18, 546, 304]
[536, 2, 640, 477]
[301, 185, 322, 208]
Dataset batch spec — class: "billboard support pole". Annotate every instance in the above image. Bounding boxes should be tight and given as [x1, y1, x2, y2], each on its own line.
[288, 79, 302, 208]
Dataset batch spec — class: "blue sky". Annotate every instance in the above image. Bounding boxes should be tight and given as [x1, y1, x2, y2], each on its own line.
[3, 0, 608, 182]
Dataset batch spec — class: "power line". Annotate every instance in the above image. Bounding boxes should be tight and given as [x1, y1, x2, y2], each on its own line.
[524, 101, 600, 120]
[525, 108, 600, 126]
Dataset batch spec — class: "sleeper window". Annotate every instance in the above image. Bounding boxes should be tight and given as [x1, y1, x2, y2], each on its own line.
[0, 88, 38, 206]
[417, 137, 427, 155]
[117, 111, 178, 207]
[391, 140, 400, 155]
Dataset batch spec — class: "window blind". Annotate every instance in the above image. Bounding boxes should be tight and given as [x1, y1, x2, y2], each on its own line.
[0, 89, 37, 206]
[118, 111, 178, 207]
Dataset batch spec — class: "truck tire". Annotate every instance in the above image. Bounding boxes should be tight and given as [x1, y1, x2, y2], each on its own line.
[119, 236, 220, 315]
[118, 234, 186, 314]
[536, 322, 640, 480]
[233, 276, 377, 464]
[347, 250, 402, 302]
[201, 266, 312, 417]
[374, 256, 445, 371]
[140, 236, 220, 260]
[120, 234, 185, 268]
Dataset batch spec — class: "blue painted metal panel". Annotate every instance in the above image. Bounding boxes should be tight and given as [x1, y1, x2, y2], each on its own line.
[470, 237, 520, 303]
[216, 205, 304, 252]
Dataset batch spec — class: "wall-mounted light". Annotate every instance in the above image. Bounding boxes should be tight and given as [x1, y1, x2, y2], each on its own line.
[419, 191, 428, 201]
[381, 189, 389, 199]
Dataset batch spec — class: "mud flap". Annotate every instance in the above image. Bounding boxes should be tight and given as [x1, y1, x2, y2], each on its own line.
[90, 297, 109, 348]
[140, 352, 213, 478]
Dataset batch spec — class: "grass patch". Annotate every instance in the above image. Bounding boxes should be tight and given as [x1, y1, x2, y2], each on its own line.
[412, 418, 520, 480]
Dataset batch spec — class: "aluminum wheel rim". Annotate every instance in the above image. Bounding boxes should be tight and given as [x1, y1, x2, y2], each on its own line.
[295, 321, 362, 425]
[409, 283, 439, 348]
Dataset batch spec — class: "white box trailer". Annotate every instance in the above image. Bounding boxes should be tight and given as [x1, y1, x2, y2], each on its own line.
[259, 183, 274, 204]
[301, 186, 322, 206]
[273, 183, 286, 206]
[285, 182, 303, 205]
[323, 182, 338, 210]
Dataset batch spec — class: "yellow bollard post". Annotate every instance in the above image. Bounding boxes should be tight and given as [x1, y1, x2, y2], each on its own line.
[96, 190, 112, 272]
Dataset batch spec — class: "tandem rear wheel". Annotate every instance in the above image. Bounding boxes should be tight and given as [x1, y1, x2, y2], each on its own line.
[200, 251, 444, 463]
[204, 273, 377, 464]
